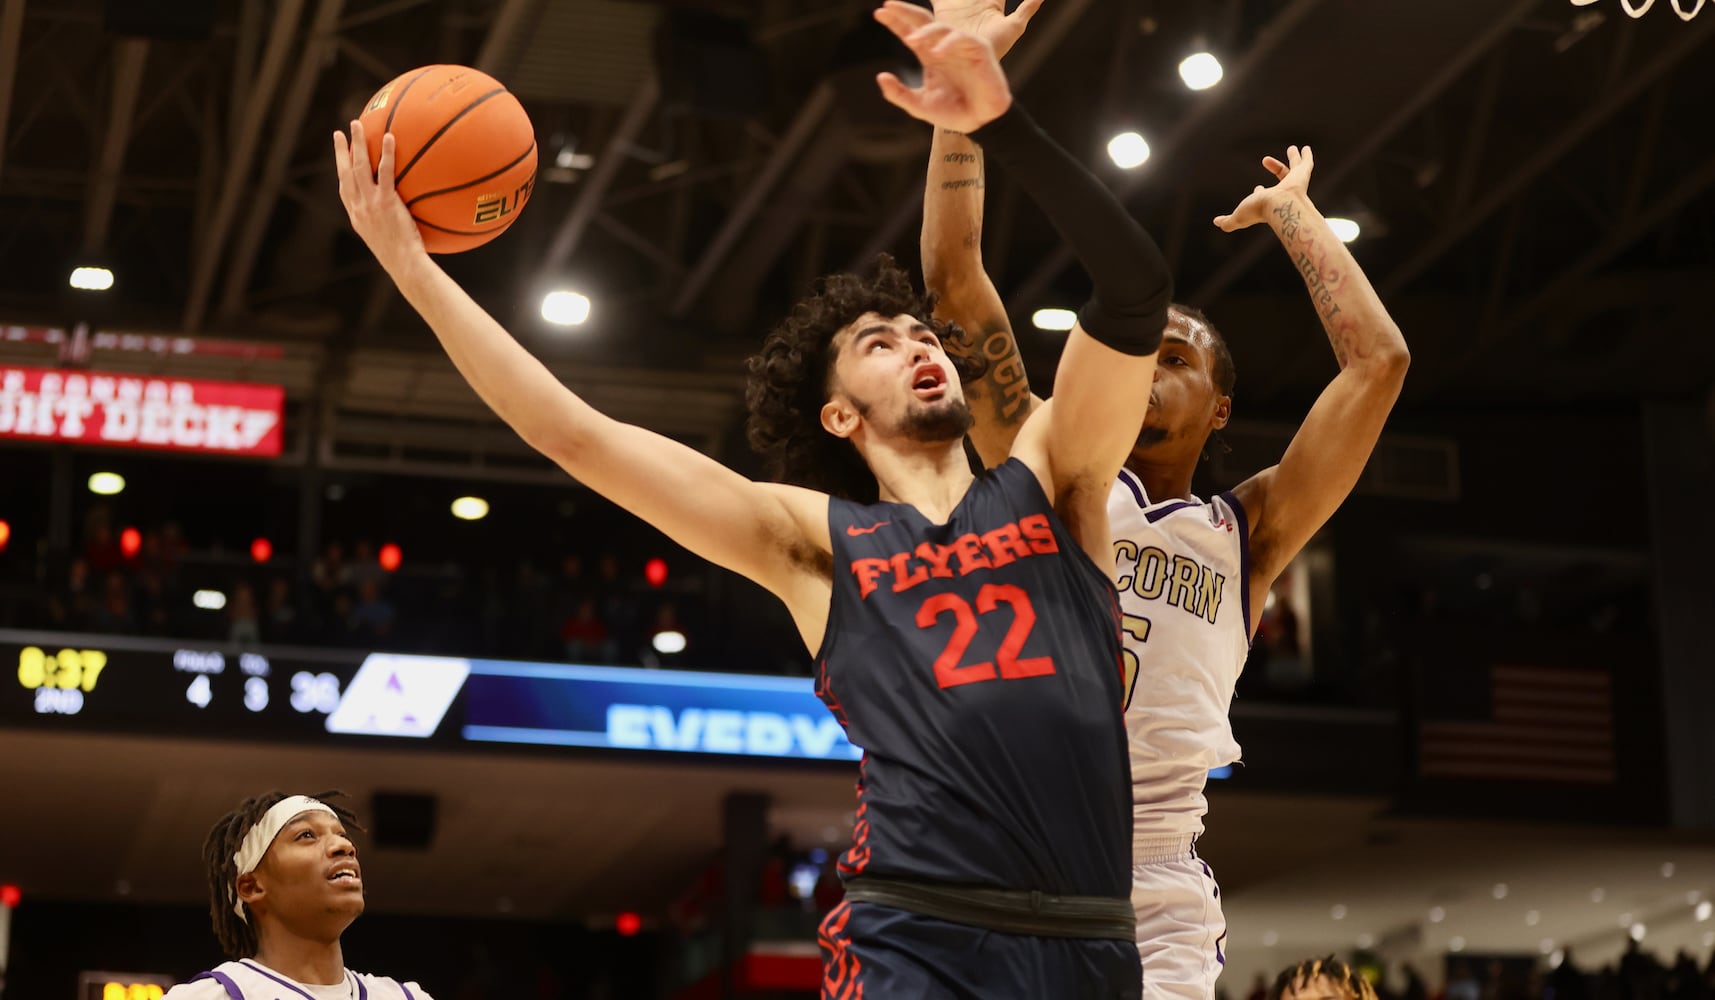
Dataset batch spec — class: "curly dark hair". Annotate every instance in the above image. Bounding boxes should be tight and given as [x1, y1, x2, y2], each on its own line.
[745, 254, 986, 503]
[202, 790, 364, 960]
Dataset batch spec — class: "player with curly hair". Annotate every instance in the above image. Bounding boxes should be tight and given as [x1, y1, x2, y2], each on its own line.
[335, 5, 1172, 994]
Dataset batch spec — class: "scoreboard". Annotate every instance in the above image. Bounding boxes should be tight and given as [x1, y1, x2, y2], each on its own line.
[0, 629, 861, 763]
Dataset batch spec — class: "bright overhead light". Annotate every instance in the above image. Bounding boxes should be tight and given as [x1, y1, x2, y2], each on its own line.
[1551, 949, 1566, 968]
[193, 589, 227, 611]
[1355, 933, 1375, 949]
[1449, 936, 1466, 952]
[1179, 52, 1224, 90]
[652, 629, 687, 655]
[69, 266, 114, 291]
[1330, 904, 1347, 920]
[1591, 887, 1606, 903]
[1326, 217, 1361, 243]
[1696, 901, 1711, 922]
[87, 472, 125, 496]
[1662, 862, 1677, 878]
[1262, 930, 1279, 947]
[450, 496, 490, 521]
[1540, 939, 1556, 955]
[1526, 910, 1541, 926]
[1428, 906, 1446, 923]
[1493, 883, 1509, 900]
[1630, 922, 1646, 941]
[1032, 308, 1077, 332]
[1107, 131, 1151, 169]
[541, 290, 591, 326]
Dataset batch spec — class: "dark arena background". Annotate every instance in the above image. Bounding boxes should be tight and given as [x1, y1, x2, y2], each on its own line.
[1, 0, 1714, 997]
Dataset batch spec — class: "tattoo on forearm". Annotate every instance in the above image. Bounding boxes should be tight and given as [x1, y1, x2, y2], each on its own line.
[941, 178, 983, 190]
[1275, 201, 1355, 366]
[943, 152, 977, 164]
[978, 327, 1032, 421]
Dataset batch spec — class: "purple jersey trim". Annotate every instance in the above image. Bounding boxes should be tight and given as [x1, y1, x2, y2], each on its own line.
[190, 971, 244, 1000]
[401, 986, 416, 1000]
[1117, 468, 1148, 508]
[1217, 490, 1253, 643]
[238, 959, 351, 1000]
[1143, 500, 1199, 524]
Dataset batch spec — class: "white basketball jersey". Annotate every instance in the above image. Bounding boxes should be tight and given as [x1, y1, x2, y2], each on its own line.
[167, 959, 432, 1000]
[1108, 469, 1252, 844]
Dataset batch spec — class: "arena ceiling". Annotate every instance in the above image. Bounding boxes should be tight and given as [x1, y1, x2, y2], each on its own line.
[0, 0, 1710, 454]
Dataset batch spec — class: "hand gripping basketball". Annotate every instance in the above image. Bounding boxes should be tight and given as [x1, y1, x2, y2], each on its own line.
[873, 1, 1014, 134]
[334, 121, 427, 275]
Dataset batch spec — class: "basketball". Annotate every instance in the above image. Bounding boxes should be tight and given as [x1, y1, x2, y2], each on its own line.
[358, 64, 537, 254]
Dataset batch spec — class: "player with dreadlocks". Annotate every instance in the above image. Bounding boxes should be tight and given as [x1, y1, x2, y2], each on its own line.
[163, 791, 435, 1000]
[1269, 955, 1380, 1000]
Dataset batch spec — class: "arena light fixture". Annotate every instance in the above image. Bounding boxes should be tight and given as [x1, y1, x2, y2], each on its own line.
[1449, 936, 1466, 952]
[1179, 52, 1224, 90]
[193, 590, 227, 611]
[451, 496, 490, 521]
[1428, 906, 1446, 923]
[88, 472, 125, 496]
[541, 290, 591, 326]
[652, 629, 687, 655]
[1032, 308, 1077, 332]
[1107, 131, 1151, 169]
[69, 266, 114, 291]
[1326, 217, 1361, 243]
[1697, 901, 1712, 922]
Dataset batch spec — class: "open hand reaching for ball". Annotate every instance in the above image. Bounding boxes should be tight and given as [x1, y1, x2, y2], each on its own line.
[333, 120, 426, 275]
[873, 1, 1013, 135]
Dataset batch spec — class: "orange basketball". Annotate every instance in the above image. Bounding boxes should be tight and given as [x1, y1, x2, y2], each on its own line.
[359, 65, 537, 254]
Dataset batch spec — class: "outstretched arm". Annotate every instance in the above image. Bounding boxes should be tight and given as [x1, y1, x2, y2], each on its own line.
[876, 2, 1168, 567]
[919, 0, 1043, 467]
[332, 124, 831, 643]
[1219, 147, 1410, 628]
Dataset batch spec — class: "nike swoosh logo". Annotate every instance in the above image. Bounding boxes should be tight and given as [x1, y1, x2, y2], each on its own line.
[846, 521, 890, 536]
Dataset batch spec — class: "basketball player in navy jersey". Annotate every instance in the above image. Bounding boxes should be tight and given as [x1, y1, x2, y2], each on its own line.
[164, 791, 434, 1000]
[337, 5, 1170, 995]
[921, 4, 1409, 996]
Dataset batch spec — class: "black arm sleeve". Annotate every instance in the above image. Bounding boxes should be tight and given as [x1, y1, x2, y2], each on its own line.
[967, 103, 1171, 356]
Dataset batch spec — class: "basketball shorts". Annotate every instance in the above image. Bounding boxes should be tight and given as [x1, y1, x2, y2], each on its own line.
[818, 899, 1142, 999]
[1131, 836, 1227, 1000]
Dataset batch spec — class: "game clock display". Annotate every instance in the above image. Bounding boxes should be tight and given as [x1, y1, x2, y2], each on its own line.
[2, 629, 381, 740]
[0, 628, 861, 763]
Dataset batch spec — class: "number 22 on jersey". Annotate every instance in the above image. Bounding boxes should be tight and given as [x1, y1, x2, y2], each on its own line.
[915, 584, 1056, 689]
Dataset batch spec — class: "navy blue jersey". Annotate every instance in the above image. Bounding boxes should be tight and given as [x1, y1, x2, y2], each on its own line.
[816, 458, 1132, 899]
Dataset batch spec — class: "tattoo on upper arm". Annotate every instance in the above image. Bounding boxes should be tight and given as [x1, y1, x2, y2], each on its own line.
[1274, 200, 1354, 367]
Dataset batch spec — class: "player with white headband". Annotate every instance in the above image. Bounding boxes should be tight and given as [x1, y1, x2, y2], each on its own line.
[164, 791, 434, 1000]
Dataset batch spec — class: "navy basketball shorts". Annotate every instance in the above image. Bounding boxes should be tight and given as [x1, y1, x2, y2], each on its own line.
[819, 899, 1142, 999]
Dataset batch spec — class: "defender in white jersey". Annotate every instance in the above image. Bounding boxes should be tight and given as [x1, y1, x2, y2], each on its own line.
[919, 7, 1409, 992]
[165, 791, 434, 1000]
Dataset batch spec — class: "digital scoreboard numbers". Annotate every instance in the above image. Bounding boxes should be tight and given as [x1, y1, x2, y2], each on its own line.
[0, 628, 860, 764]
[0, 629, 375, 741]
[77, 972, 175, 1000]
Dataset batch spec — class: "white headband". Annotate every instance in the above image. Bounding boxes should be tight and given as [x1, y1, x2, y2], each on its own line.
[230, 796, 338, 921]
